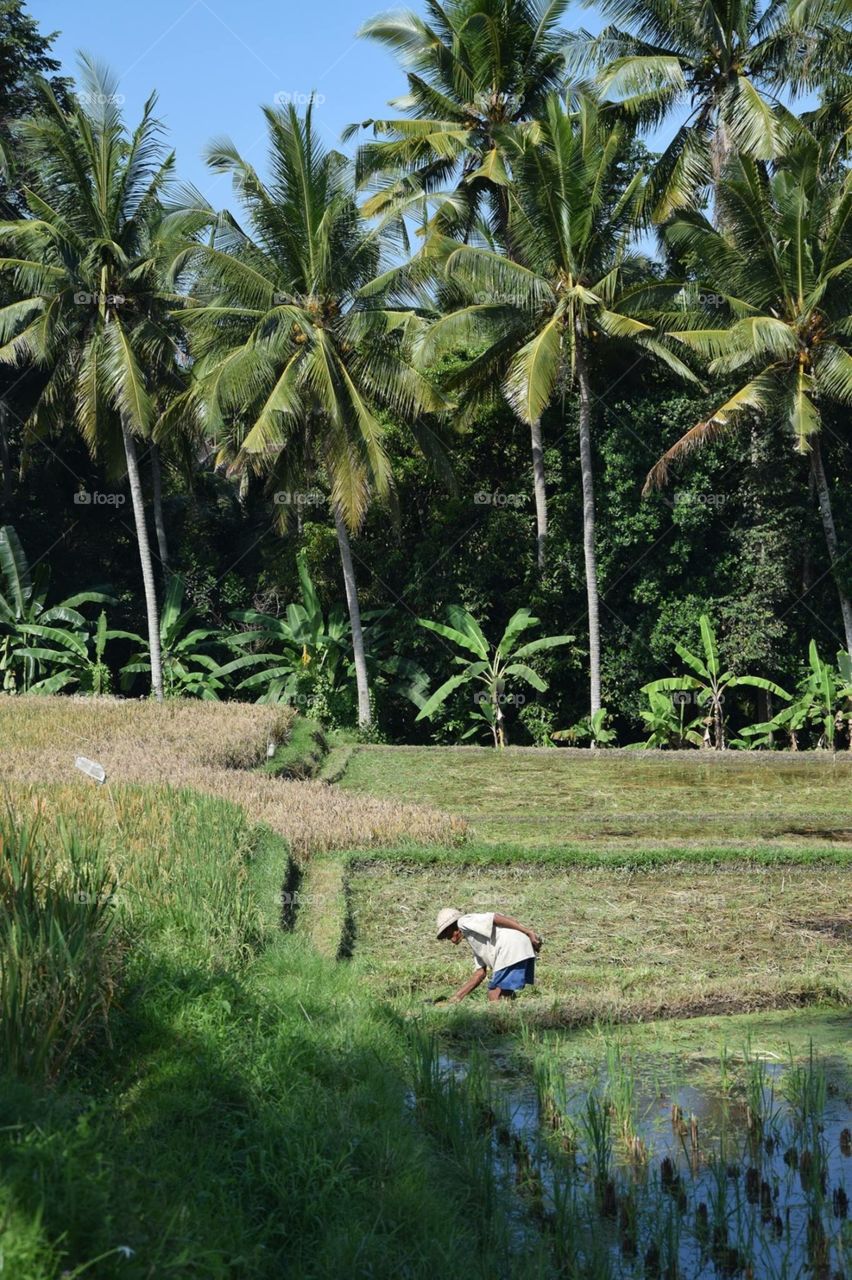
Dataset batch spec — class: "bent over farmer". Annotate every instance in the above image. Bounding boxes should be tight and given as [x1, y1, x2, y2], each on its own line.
[436, 908, 542, 1002]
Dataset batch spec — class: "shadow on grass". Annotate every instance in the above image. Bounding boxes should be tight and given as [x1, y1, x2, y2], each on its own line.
[0, 944, 500, 1279]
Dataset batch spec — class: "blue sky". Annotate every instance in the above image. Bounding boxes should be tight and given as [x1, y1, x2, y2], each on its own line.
[34, 0, 601, 205]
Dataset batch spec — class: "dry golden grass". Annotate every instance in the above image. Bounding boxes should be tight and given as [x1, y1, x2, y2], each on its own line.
[0, 697, 466, 857]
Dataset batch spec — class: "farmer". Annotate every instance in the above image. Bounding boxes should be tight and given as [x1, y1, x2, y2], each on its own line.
[435, 908, 542, 1002]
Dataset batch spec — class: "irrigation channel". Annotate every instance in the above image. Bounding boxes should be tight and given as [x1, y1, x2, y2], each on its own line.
[409, 1023, 851, 1278]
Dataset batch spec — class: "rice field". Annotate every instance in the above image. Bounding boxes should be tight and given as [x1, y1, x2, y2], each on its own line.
[0, 698, 466, 856]
[1, 701, 850, 1276]
[339, 745, 852, 858]
[347, 861, 852, 1022]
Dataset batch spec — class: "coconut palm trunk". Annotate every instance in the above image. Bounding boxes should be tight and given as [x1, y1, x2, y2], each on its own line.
[530, 417, 548, 569]
[574, 324, 602, 718]
[710, 117, 732, 227]
[121, 420, 164, 701]
[0, 399, 11, 517]
[333, 503, 371, 728]
[150, 442, 169, 576]
[810, 439, 852, 655]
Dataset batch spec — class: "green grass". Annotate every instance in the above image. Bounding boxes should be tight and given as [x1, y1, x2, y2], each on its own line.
[339, 745, 852, 859]
[261, 716, 328, 778]
[0, 786, 513, 1278]
[517, 1007, 852, 1069]
[346, 861, 852, 1023]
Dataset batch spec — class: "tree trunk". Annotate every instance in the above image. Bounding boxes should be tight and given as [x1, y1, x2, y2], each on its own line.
[529, 417, 548, 570]
[333, 503, 371, 728]
[574, 324, 602, 720]
[0, 399, 12, 517]
[122, 420, 164, 702]
[711, 117, 731, 227]
[150, 443, 169, 576]
[810, 438, 852, 655]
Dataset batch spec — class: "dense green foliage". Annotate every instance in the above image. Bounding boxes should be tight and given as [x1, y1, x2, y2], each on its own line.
[0, 0, 850, 746]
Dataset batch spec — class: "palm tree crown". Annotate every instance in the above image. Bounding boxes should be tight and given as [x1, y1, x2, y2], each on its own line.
[346, 0, 572, 240]
[175, 101, 447, 723]
[569, 0, 851, 218]
[646, 139, 852, 649]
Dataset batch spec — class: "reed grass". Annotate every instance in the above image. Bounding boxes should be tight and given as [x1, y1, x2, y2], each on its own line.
[0, 806, 119, 1080]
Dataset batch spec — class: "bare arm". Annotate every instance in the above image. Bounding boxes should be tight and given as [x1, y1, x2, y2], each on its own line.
[448, 966, 487, 1003]
[493, 913, 542, 951]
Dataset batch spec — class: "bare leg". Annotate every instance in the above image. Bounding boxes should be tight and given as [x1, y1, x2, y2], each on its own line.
[487, 987, 504, 1002]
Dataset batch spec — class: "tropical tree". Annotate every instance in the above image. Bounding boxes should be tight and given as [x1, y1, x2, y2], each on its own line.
[0, 524, 110, 692]
[115, 575, 225, 700]
[0, 59, 194, 701]
[631, 686, 705, 749]
[346, 0, 571, 241]
[645, 142, 852, 655]
[568, 0, 851, 219]
[415, 604, 572, 746]
[737, 641, 852, 749]
[18, 609, 114, 694]
[173, 102, 447, 727]
[221, 549, 352, 706]
[642, 614, 790, 749]
[552, 706, 618, 746]
[418, 95, 696, 715]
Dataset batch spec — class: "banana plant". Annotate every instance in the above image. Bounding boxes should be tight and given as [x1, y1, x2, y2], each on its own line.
[738, 643, 852, 751]
[415, 606, 573, 748]
[552, 707, 618, 748]
[0, 525, 112, 693]
[18, 610, 114, 695]
[222, 551, 350, 704]
[117, 576, 225, 700]
[800, 643, 852, 750]
[643, 615, 790, 750]
[631, 687, 705, 749]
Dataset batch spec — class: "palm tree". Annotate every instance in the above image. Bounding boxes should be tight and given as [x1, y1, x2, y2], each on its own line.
[645, 142, 852, 654]
[346, 0, 571, 241]
[568, 0, 850, 219]
[349, 1, 575, 559]
[418, 95, 696, 714]
[173, 102, 446, 727]
[0, 59, 191, 701]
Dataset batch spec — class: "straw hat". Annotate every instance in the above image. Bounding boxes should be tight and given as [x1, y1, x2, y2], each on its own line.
[435, 907, 462, 939]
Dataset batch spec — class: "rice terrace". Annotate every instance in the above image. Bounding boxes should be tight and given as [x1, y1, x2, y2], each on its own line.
[1, 0, 852, 1275]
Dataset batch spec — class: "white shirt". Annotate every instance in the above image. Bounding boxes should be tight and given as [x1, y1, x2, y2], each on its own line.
[457, 912, 535, 973]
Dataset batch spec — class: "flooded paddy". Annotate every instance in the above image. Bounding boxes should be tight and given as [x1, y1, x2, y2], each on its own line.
[411, 1011, 851, 1278]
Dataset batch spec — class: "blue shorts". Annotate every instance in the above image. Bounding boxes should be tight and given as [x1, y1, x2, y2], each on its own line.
[488, 958, 535, 991]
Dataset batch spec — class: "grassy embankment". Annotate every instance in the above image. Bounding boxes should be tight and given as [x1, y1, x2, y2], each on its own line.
[0, 700, 497, 1279]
